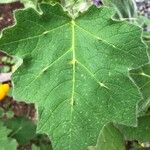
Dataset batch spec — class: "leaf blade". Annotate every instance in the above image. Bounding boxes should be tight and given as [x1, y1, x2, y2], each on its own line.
[0, 4, 148, 150]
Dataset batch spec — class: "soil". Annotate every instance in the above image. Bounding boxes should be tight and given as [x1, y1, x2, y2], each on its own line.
[0, 1, 24, 30]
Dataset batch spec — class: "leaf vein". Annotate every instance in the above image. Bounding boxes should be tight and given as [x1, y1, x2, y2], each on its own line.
[0, 23, 69, 47]
[75, 24, 137, 59]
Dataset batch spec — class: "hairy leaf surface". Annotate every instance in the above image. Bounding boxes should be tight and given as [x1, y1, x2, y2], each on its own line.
[103, 0, 137, 19]
[0, 4, 148, 150]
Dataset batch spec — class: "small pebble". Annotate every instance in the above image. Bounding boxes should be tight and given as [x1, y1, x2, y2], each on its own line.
[135, 0, 150, 31]
[92, 0, 102, 6]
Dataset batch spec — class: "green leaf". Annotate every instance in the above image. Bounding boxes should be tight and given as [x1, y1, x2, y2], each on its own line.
[88, 123, 125, 150]
[130, 42, 150, 115]
[0, 121, 17, 150]
[147, 42, 150, 56]
[5, 117, 36, 145]
[103, 0, 137, 20]
[117, 115, 150, 142]
[0, 4, 148, 150]
[32, 144, 41, 150]
[0, 108, 4, 118]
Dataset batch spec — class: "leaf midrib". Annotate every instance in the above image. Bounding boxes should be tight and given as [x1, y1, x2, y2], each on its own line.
[69, 19, 75, 150]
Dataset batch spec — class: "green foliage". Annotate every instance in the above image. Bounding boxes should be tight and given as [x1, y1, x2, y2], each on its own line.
[102, 0, 150, 36]
[129, 41, 150, 115]
[0, 3, 148, 150]
[136, 16, 150, 29]
[118, 41, 150, 147]
[130, 63, 150, 115]
[32, 144, 41, 150]
[0, 102, 52, 148]
[117, 115, 150, 142]
[0, 0, 150, 150]
[103, 0, 137, 20]
[5, 117, 36, 145]
[0, 121, 17, 150]
[88, 123, 125, 150]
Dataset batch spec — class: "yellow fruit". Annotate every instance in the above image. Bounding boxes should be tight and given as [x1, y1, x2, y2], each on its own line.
[0, 84, 10, 101]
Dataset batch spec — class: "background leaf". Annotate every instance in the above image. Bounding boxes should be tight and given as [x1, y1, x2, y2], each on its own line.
[5, 117, 36, 145]
[32, 144, 41, 150]
[88, 123, 125, 150]
[117, 115, 150, 143]
[130, 41, 150, 115]
[102, 0, 137, 20]
[0, 121, 17, 150]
